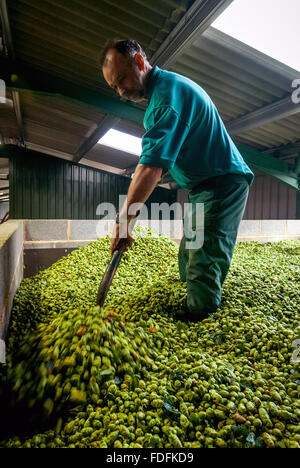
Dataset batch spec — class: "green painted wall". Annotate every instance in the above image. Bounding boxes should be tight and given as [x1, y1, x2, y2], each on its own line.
[5, 146, 176, 220]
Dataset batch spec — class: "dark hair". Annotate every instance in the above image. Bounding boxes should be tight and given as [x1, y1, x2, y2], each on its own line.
[100, 39, 147, 67]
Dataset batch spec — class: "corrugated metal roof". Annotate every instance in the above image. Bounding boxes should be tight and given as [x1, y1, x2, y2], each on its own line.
[7, 0, 190, 94]
[0, 0, 192, 177]
[85, 144, 139, 170]
[235, 113, 300, 149]
[20, 92, 106, 154]
[170, 27, 299, 148]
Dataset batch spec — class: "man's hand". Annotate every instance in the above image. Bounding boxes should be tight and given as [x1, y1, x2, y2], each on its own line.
[110, 163, 163, 256]
[110, 221, 134, 255]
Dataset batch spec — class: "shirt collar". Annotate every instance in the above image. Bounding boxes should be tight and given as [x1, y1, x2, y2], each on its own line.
[145, 65, 160, 99]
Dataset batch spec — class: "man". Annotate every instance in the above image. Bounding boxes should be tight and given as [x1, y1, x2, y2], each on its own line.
[101, 39, 254, 322]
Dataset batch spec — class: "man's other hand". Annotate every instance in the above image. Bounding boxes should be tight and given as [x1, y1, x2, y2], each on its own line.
[110, 221, 134, 255]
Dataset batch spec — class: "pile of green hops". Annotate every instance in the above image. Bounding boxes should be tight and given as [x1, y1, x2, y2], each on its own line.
[4, 307, 158, 420]
[0, 228, 299, 448]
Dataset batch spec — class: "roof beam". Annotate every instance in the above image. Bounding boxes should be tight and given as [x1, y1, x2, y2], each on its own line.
[151, 0, 233, 68]
[226, 96, 300, 136]
[73, 115, 120, 163]
[0, 0, 14, 58]
[263, 141, 300, 161]
[11, 90, 25, 145]
[0, 0, 25, 146]
[0, 143, 128, 177]
[0, 56, 144, 125]
[26, 142, 126, 175]
[237, 144, 300, 190]
[79, 158, 126, 176]
[294, 155, 300, 176]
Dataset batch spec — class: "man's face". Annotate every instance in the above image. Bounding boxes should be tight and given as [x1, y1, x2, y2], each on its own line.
[102, 49, 146, 102]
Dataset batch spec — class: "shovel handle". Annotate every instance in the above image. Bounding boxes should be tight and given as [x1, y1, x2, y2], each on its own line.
[96, 238, 129, 307]
[96, 212, 140, 308]
[114, 237, 128, 254]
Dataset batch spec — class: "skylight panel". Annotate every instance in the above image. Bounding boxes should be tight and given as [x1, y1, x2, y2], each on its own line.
[212, 0, 300, 72]
[98, 129, 142, 156]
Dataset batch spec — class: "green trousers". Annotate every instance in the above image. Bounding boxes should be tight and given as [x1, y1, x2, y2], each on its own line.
[178, 174, 250, 319]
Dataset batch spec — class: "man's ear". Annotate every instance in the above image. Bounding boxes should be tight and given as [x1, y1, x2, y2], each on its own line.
[134, 53, 145, 71]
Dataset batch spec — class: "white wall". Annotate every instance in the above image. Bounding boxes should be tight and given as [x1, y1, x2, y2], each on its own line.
[0, 221, 23, 350]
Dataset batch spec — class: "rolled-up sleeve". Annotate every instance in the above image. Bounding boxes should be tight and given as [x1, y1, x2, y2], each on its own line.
[139, 105, 190, 169]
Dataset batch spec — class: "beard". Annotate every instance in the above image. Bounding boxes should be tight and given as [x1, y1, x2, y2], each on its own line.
[122, 88, 146, 103]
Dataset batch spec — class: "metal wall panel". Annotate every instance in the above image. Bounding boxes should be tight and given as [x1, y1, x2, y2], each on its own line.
[177, 177, 298, 220]
[9, 147, 176, 219]
[10, 147, 296, 221]
[243, 175, 297, 220]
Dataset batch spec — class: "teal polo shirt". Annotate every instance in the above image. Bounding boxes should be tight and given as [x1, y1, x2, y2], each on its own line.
[139, 66, 254, 190]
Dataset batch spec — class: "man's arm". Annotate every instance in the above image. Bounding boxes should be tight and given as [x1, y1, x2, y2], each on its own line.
[111, 163, 163, 254]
